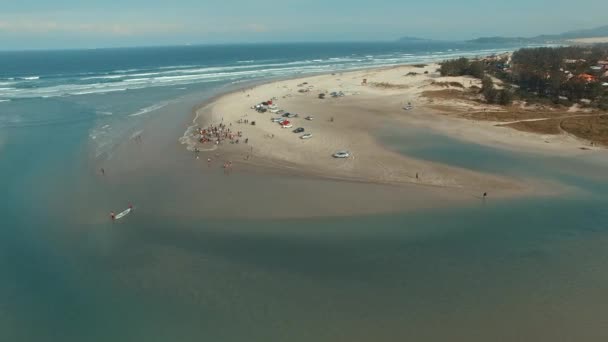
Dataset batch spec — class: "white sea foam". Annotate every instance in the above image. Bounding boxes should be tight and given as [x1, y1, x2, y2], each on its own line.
[81, 75, 125, 80]
[128, 102, 168, 117]
[70, 88, 128, 96]
[1, 48, 526, 100]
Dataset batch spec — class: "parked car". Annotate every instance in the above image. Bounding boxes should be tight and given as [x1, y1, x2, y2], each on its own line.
[281, 123, 293, 129]
[293, 127, 304, 133]
[332, 151, 350, 158]
[271, 117, 284, 123]
[287, 113, 298, 118]
[282, 112, 291, 117]
[305, 116, 314, 120]
[301, 133, 313, 139]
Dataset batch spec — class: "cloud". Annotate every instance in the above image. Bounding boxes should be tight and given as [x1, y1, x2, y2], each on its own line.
[0, 19, 184, 36]
[246, 23, 269, 33]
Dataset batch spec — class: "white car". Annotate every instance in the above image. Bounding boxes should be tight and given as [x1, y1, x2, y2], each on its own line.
[271, 117, 286, 123]
[305, 116, 314, 121]
[301, 133, 313, 139]
[270, 108, 280, 113]
[281, 124, 293, 128]
[333, 150, 350, 158]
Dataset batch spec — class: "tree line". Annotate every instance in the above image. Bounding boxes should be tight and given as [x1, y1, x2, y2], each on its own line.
[439, 45, 608, 109]
[439, 57, 514, 105]
[506, 46, 608, 108]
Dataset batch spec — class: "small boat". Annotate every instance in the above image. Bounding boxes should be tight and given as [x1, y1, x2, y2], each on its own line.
[112, 204, 133, 221]
[115, 208, 131, 220]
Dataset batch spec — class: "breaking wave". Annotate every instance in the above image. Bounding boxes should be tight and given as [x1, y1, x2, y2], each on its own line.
[0, 46, 525, 100]
[128, 103, 169, 117]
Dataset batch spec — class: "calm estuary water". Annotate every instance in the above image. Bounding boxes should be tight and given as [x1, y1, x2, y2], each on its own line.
[1, 43, 607, 341]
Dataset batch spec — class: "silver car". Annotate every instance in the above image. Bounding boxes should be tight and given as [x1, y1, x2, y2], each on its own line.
[332, 151, 350, 158]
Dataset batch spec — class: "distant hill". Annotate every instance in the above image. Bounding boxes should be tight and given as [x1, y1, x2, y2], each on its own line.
[467, 25, 608, 44]
[558, 25, 608, 39]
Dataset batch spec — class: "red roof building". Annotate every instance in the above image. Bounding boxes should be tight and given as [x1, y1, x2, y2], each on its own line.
[577, 73, 598, 83]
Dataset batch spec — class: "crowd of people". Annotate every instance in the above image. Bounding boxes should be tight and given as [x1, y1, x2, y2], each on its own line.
[196, 122, 248, 145]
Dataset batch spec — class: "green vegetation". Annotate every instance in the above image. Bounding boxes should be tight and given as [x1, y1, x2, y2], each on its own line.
[432, 81, 465, 88]
[439, 58, 485, 79]
[479, 76, 513, 105]
[498, 88, 514, 105]
[495, 46, 608, 108]
[439, 45, 608, 108]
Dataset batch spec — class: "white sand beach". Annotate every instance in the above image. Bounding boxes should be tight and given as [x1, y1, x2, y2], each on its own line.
[180, 63, 596, 200]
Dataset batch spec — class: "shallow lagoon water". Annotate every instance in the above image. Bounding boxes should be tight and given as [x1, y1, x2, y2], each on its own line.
[2, 44, 608, 341]
[4, 117, 608, 341]
[380, 125, 608, 195]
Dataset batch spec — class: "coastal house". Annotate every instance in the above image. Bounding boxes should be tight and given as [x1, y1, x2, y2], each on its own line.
[603, 82, 608, 87]
[577, 73, 598, 83]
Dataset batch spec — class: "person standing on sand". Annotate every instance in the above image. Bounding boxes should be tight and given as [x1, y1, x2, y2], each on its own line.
[416, 173, 418, 180]
[483, 192, 488, 200]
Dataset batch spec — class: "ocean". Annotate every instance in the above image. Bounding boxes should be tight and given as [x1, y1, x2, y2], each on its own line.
[2, 42, 608, 341]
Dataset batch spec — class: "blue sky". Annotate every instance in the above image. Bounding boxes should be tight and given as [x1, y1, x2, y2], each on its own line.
[0, 0, 606, 49]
